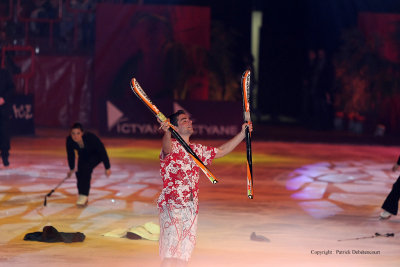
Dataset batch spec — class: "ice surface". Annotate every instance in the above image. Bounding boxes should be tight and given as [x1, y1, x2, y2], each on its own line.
[291, 182, 328, 200]
[1, 138, 399, 267]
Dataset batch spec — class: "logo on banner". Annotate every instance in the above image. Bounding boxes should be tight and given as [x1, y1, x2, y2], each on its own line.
[106, 101, 124, 130]
[10, 95, 35, 135]
[13, 104, 33, 120]
[106, 101, 159, 135]
[105, 100, 240, 137]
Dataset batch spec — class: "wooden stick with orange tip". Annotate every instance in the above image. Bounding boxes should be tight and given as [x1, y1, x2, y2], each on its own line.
[130, 78, 218, 184]
[241, 69, 254, 199]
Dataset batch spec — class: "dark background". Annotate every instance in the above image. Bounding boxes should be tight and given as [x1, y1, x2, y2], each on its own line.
[1, 0, 400, 139]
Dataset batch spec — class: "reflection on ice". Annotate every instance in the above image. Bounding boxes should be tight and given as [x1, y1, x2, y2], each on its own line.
[298, 200, 343, 219]
[0, 223, 37, 243]
[22, 204, 74, 220]
[133, 171, 160, 179]
[19, 184, 55, 192]
[294, 167, 331, 178]
[286, 175, 313, 190]
[90, 198, 127, 209]
[364, 169, 391, 178]
[329, 193, 383, 206]
[132, 201, 158, 215]
[0, 185, 11, 191]
[364, 163, 393, 170]
[110, 184, 147, 196]
[0, 206, 27, 219]
[289, 160, 395, 218]
[138, 188, 159, 198]
[317, 173, 369, 183]
[144, 178, 162, 185]
[77, 200, 127, 219]
[73, 213, 126, 233]
[333, 183, 390, 193]
[8, 193, 54, 204]
[91, 178, 120, 187]
[291, 182, 328, 200]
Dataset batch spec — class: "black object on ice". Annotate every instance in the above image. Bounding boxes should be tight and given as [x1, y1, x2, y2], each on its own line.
[250, 232, 270, 242]
[338, 232, 394, 242]
[24, 226, 85, 243]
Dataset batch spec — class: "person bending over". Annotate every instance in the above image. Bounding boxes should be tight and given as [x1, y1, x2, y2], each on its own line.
[66, 122, 111, 206]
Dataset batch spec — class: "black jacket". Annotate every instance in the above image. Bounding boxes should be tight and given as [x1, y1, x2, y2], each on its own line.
[0, 68, 14, 117]
[66, 132, 110, 170]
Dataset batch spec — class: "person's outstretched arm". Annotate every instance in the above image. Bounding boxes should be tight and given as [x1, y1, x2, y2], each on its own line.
[215, 123, 252, 159]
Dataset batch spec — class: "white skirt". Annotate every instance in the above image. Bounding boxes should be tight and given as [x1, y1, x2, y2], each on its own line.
[159, 203, 198, 261]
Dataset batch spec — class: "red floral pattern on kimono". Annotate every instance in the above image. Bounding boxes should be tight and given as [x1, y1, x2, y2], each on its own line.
[158, 140, 217, 213]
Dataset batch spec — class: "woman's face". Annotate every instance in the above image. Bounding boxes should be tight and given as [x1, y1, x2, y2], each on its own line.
[70, 128, 83, 143]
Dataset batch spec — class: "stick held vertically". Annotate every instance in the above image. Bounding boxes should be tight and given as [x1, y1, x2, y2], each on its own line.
[241, 69, 254, 199]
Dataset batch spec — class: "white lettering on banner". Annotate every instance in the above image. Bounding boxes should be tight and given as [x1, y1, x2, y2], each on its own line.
[193, 125, 238, 136]
[114, 122, 238, 136]
[12, 104, 33, 120]
[116, 123, 159, 135]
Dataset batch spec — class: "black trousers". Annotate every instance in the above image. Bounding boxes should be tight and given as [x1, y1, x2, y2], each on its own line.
[75, 158, 101, 196]
[0, 115, 10, 166]
[381, 176, 400, 215]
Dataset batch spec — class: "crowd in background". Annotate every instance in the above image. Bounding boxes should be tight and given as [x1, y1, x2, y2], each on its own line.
[0, 0, 109, 55]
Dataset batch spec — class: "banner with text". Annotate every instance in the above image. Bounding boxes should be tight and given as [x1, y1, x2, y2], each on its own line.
[101, 98, 242, 139]
[11, 94, 35, 135]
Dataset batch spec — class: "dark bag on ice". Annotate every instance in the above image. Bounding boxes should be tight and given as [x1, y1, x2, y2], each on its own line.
[23, 226, 85, 243]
